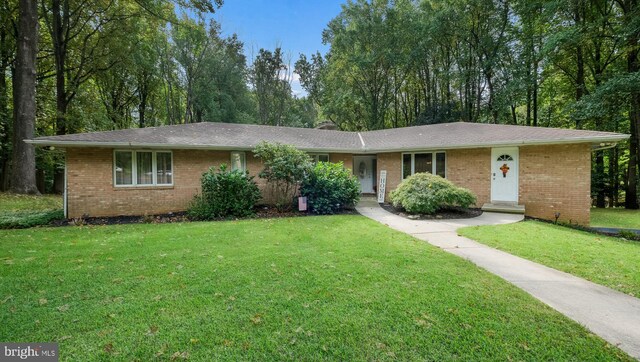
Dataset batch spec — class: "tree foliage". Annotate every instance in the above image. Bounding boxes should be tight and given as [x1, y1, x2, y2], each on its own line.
[297, 0, 640, 208]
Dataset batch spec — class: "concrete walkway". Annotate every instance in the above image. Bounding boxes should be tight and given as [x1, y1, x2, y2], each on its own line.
[356, 199, 640, 360]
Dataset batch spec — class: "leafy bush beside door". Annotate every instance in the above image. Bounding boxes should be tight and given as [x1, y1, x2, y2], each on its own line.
[390, 173, 476, 214]
[300, 161, 360, 214]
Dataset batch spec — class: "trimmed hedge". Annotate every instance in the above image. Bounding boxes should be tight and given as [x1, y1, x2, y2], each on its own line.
[300, 162, 360, 214]
[188, 164, 261, 220]
[390, 173, 476, 214]
[0, 209, 64, 229]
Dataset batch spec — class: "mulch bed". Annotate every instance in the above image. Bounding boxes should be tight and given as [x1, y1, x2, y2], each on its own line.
[379, 203, 482, 220]
[49, 206, 358, 227]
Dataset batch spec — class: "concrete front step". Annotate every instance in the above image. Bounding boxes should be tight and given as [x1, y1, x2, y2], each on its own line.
[482, 203, 525, 214]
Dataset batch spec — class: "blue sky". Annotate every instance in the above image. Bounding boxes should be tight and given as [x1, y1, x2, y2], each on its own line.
[212, 0, 346, 96]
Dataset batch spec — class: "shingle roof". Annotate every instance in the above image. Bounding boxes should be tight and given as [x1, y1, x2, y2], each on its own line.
[359, 123, 628, 151]
[28, 121, 628, 152]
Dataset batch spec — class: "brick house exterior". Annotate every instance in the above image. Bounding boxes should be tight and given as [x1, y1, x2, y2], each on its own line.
[29, 122, 628, 225]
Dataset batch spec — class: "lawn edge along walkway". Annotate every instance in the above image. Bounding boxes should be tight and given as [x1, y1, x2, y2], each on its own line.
[355, 198, 640, 360]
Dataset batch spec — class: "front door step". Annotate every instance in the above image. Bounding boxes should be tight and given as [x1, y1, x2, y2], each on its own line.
[481, 203, 525, 214]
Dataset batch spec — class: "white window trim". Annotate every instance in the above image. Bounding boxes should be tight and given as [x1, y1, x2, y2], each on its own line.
[113, 150, 174, 187]
[230, 151, 246, 172]
[401, 151, 447, 180]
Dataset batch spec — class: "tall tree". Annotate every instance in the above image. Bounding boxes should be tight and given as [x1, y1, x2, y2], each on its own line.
[10, 0, 38, 194]
[0, 0, 16, 190]
[250, 47, 292, 126]
[616, 0, 639, 209]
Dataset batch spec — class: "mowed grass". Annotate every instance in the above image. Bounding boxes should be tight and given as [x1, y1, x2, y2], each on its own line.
[1, 216, 631, 361]
[0, 192, 62, 212]
[459, 221, 640, 297]
[591, 208, 640, 229]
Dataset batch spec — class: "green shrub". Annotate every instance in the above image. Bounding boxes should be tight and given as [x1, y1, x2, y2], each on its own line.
[390, 173, 476, 214]
[253, 141, 313, 210]
[0, 209, 64, 229]
[300, 162, 360, 214]
[188, 164, 261, 220]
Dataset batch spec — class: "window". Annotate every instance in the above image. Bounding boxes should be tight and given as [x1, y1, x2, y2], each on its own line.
[402, 154, 412, 179]
[231, 152, 246, 172]
[115, 151, 133, 185]
[414, 153, 433, 173]
[136, 152, 153, 185]
[402, 152, 446, 179]
[156, 152, 172, 185]
[310, 154, 330, 163]
[113, 150, 173, 187]
[497, 154, 513, 161]
[435, 152, 446, 178]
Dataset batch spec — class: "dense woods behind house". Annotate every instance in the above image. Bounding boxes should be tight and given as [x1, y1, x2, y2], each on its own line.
[1, 0, 638, 208]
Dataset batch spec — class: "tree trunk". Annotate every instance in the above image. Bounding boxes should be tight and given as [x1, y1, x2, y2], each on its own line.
[609, 147, 618, 207]
[626, 127, 639, 209]
[10, 0, 39, 194]
[624, 0, 639, 208]
[0, 1, 11, 192]
[532, 57, 539, 127]
[595, 150, 606, 208]
[0, 47, 9, 192]
[573, 1, 586, 129]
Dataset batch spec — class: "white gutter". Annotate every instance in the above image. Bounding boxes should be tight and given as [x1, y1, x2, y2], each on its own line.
[592, 142, 620, 152]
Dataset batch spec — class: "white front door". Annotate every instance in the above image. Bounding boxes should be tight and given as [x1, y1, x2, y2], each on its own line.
[491, 147, 519, 203]
[353, 156, 375, 193]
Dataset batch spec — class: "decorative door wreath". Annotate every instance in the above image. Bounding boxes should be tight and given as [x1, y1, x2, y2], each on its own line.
[499, 163, 510, 177]
[358, 161, 367, 178]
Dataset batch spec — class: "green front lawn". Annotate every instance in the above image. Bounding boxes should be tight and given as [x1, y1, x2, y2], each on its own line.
[591, 208, 640, 229]
[1, 216, 631, 361]
[0, 192, 63, 229]
[459, 221, 640, 297]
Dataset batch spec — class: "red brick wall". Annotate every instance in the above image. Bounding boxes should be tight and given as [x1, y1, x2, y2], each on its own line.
[519, 144, 591, 225]
[67, 145, 592, 224]
[66, 148, 351, 218]
[67, 148, 231, 218]
[447, 148, 491, 207]
[378, 145, 591, 225]
[375, 152, 402, 201]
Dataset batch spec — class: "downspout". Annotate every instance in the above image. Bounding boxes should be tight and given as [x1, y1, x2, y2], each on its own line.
[63, 152, 68, 218]
[592, 142, 618, 152]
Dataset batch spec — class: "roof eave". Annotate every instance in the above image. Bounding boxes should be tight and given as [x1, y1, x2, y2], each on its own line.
[364, 135, 630, 153]
[24, 139, 362, 154]
[25, 134, 629, 153]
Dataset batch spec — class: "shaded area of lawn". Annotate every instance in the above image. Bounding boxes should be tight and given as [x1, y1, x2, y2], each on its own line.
[591, 208, 640, 229]
[1, 216, 631, 361]
[0, 192, 62, 211]
[0, 192, 63, 229]
[459, 221, 640, 298]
